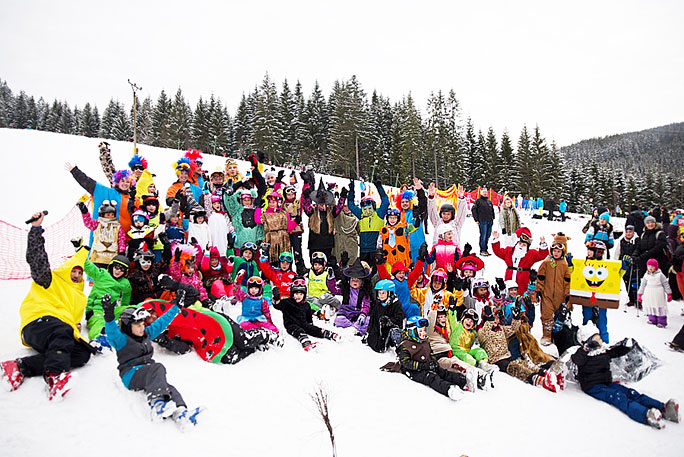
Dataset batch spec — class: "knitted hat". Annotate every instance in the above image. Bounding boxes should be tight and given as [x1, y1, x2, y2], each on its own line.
[647, 258, 659, 269]
[644, 216, 656, 224]
[599, 212, 610, 223]
[209, 247, 220, 259]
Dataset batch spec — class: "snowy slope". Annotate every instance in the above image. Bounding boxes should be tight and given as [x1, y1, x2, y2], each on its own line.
[0, 129, 683, 457]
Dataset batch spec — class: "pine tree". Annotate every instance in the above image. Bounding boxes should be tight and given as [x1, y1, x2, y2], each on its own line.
[99, 99, 117, 139]
[233, 94, 250, 155]
[463, 118, 478, 189]
[390, 94, 423, 185]
[207, 95, 231, 156]
[58, 102, 75, 135]
[12, 91, 29, 129]
[0, 79, 13, 128]
[291, 81, 308, 163]
[278, 79, 296, 161]
[484, 127, 499, 189]
[499, 130, 516, 193]
[168, 88, 193, 150]
[304, 81, 328, 167]
[111, 101, 131, 142]
[26, 96, 38, 129]
[136, 97, 152, 146]
[515, 125, 533, 196]
[191, 97, 210, 153]
[252, 73, 282, 163]
[367, 91, 393, 182]
[81, 103, 99, 137]
[152, 90, 172, 147]
[328, 76, 368, 176]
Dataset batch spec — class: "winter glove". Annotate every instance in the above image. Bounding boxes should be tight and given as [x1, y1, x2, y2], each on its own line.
[159, 274, 179, 291]
[501, 228, 507, 235]
[201, 298, 213, 308]
[340, 251, 350, 268]
[521, 294, 533, 310]
[356, 314, 367, 326]
[529, 269, 538, 283]
[496, 277, 506, 293]
[257, 150, 266, 164]
[247, 153, 258, 168]
[448, 295, 459, 311]
[272, 287, 281, 304]
[174, 248, 181, 263]
[492, 284, 502, 299]
[565, 253, 574, 268]
[70, 236, 83, 250]
[637, 293, 643, 302]
[190, 237, 198, 246]
[462, 243, 473, 257]
[76, 201, 89, 215]
[348, 178, 355, 194]
[174, 289, 187, 308]
[374, 250, 387, 265]
[510, 303, 523, 320]
[667, 294, 673, 302]
[327, 266, 335, 279]
[276, 169, 285, 181]
[340, 187, 348, 202]
[417, 242, 429, 263]
[129, 186, 137, 199]
[158, 232, 170, 247]
[373, 177, 382, 189]
[294, 215, 302, 224]
[227, 232, 236, 250]
[260, 242, 271, 259]
[101, 294, 115, 322]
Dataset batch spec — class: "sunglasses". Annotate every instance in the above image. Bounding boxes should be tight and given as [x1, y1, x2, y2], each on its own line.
[131, 165, 144, 171]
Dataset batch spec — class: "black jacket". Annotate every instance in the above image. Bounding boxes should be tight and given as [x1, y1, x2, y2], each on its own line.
[366, 297, 404, 353]
[273, 297, 315, 334]
[571, 343, 631, 392]
[625, 210, 645, 236]
[635, 225, 668, 273]
[471, 196, 495, 223]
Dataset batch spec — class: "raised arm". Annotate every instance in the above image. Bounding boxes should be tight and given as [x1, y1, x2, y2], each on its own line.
[69, 166, 97, 195]
[26, 225, 52, 289]
[98, 143, 116, 183]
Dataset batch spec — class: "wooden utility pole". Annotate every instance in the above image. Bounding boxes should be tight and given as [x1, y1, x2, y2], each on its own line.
[355, 135, 360, 179]
[128, 79, 142, 153]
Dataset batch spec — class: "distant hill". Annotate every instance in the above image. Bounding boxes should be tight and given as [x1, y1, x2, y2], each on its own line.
[561, 122, 684, 174]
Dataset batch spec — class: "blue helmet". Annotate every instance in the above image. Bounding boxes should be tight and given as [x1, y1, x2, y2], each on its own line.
[386, 208, 401, 219]
[405, 316, 428, 341]
[374, 279, 396, 292]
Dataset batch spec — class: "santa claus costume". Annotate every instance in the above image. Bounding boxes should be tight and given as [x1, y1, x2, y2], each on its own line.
[491, 227, 547, 294]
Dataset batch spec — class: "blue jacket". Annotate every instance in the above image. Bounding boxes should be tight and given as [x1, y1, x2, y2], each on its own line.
[559, 202, 567, 213]
[239, 296, 267, 322]
[348, 185, 390, 253]
[104, 304, 180, 387]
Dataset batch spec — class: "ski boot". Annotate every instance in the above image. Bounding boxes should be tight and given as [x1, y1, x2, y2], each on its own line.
[464, 370, 476, 393]
[447, 385, 464, 401]
[323, 329, 342, 342]
[46, 371, 76, 401]
[1, 360, 25, 391]
[647, 408, 666, 429]
[299, 336, 318, 352]
[173, 406, 204, 431]
[477, 360, 498, 389]
[663, 399, 680, 423]
[476, 370, 491, 391]
[150, 399, 177, 421]
[666, 342, 684, 353]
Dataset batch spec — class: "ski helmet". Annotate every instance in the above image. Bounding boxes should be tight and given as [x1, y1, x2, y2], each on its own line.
[439, 203, 455, 220]
[505, 280, 518, 292]
[241, 242, 258, 255]
[119, 306, 151, 336]
[131, 209, 149, 225]
[386, 208, 401, 219]
[141, 194, 159, 213]
[462, 308, 479, 326]
[98, 200, 117, 218]
[360, 197, 376, 210]
[291, 276, 308, 296]
[472, 277, 490, 291]
[108, 255, 130, 277]
[279, 251, 294, 264]
[246, 276, 264, 295]
[189, 207, 206, 223]
[405, 316, 429, 341]
[311, 251, 327, 267]
[430, 269, 447, 288]
[374, 279, 396, 292]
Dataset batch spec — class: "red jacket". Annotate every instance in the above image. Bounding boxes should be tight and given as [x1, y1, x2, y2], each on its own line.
[257, 258, 297, 298]
[492, 241, 547, 294]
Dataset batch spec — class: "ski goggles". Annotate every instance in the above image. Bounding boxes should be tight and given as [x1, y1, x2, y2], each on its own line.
[131, 307, 150, 322]
[550, 242, 564, 251]
[242, 242, 258, 252]
[279, 252, 294, 263]
[360, 199, 375, 207]
[411, 318, 429, 328]
[131, 165, 145, 171]
[311, 252, 327, 262]
[247, 277, 264, 287]
[519, 233, 531, 243]
[292, 278, 306, 287]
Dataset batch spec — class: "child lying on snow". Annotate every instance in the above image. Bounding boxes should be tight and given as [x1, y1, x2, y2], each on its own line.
[572, 322, 679, 429]
[102, 291, 203, 431]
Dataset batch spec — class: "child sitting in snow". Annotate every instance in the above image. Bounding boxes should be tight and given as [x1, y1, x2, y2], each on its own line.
[381, 316, 470, 400]
[231, 241, 261, 288]
[235, 274, 278, 333]
[306, 252, 342, 319]
[572, 322, 679, 429]
[102, 292, 203, 430]
[638, 258, 672, 328]
[168, 244, 210, 307]
[77, 200, 126, 268]
[198, 246, 234, 303]
[334, 258, 372, 336]
[447, 308, 495, 376]
[376, 249, 424, 319]
[273, 277, 340, 351]
[366, 280, 405, 353]
[84, 255, 132, 342]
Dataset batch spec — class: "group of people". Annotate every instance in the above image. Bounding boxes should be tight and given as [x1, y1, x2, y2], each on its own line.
[1, 143, 682, 431]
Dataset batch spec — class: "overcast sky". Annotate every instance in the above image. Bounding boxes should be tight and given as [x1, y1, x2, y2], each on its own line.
[2, 0, 682, 146]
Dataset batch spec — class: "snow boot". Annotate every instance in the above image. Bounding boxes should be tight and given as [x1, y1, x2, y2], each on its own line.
[647, 408, 666, 429]
[663, 399, 680, 423]
[267, 330, 284, 348]
[447, 385, 464, 401]
[323, 329, 342, 342]
[477, 371, 490, 391]
[666, 342, 684, 352]
[45, 371, 76, 401]
[150, 399, 177, 421]
[1, 360, 25, 391]
[173, 406, 204, 431]
[299, 335, 317, 351]
[532, 372, 556, 393]
[464, 370, 476, 393]
[541, 320, 554, 346]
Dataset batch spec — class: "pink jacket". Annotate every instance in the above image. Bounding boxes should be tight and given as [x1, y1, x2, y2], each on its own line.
[82, 212, 127, 253]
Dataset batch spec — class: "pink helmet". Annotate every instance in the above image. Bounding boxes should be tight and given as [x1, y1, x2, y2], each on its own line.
[431, 269, 447, 282]
[210, 194, 221, 203]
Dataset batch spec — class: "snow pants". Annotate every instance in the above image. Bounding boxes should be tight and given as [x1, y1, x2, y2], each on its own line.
[222, 320, 272, 364]
[307, 293, 341, 312]
[647, 314, 668, 327]
[285, 321, 326, 340]
[583, 306, 609, 343]
[453, 347, 488, 366]
[478, 220, 493, 253]
[585, 382, 664, 424]
[496, 357, 540, 383]
[404, 366, 467, 396]
[334, 314, 369, 335]
[19, 317, 92, 377]
[672, 324, 684, 348]
[127, 362, 185, 407]
[240, 320, 279, 333]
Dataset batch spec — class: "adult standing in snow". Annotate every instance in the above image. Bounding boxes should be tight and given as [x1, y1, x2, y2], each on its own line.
[634, 216, 668, 275]
[491, 227, 548, 295]
[1, 213, 93, 400]
[472, 186, 495, 256]
[614, 225, 640, 307]
[626, 205, 646, 236]
[559, 199, 568, 222]
[498, 196, 521, 247]
[427, 183, 467, 248]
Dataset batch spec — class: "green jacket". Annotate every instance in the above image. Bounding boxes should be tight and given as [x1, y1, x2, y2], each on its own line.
[84, 260, 132, 339]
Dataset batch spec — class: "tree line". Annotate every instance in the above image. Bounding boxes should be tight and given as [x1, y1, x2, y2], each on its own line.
[1, 76, 682, 211]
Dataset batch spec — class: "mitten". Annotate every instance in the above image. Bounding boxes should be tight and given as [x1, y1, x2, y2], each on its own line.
[340, 251, 350, 268]
[272, 287, 281, 304]
[101, 294, 115, 322]
[71, 237, 83, 250]
[158, 274, 179, 291]
[565, 253, 574, 268]
[418, 242, 429, 262]
[637, 293, 643, 302]
[448, 295, 458, 311]
[174, 248, 181, 263]
[667, 294, 672, 302]
[76, 201, 89, 215]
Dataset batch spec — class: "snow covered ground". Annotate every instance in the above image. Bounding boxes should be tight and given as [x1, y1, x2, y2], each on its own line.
[0, 129, 682, 457]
